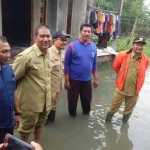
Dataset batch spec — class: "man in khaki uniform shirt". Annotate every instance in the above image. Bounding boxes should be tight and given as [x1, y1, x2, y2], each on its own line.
[12, 25, 53, 142]
[47, 30, 70, 122]
[105, 37, 149, 123]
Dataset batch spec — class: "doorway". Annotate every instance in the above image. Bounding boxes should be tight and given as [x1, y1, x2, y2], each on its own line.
[2, 0, 31, 47]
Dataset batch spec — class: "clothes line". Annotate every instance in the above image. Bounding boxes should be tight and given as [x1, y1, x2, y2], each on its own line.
[88, 5, 121, 48]
[87, 5, 119, 14]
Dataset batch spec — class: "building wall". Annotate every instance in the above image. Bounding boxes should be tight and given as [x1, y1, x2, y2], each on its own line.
[33, 1, 40, 32]
[48, 0, 88, 40]
[86, 0, 95, 23]
[71, 0, 88, 40]
[57, 0, 66, 32]
[48, 0, 58, 36]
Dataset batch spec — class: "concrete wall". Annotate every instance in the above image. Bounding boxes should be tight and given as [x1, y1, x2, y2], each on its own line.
[86, 0, 95, 23]
[57, 0, 66, 32]
[31, 0, 41, 44]
[0, 0, 2, 35]
[72, 0, 88, 39]
[48, 0, 88, 40]
[33, 1, 40, 30]
[48, 0, 58, 36]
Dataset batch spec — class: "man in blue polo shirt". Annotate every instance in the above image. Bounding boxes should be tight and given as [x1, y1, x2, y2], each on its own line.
[0, 36, 21, 143]
[64, 23, 98, 117]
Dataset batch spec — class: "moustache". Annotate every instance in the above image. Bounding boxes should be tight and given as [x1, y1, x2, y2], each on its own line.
[42, 42, 49, 44]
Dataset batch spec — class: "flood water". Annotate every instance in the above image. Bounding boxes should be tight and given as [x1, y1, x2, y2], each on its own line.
[15, 66, 150, 150]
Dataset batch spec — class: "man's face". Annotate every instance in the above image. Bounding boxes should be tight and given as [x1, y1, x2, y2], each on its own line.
[0, 41, 11, 65]
[132, 42, 145, 55]
[35, 28, 51, 52]
[80, 26, 92, 42]
[54, 37, 67, 50]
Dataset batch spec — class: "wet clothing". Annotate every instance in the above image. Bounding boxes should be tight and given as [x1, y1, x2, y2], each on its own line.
[64, 38, 97, 115]
[108, 91, 138, 115]
[0, 65, 16, 143]
[108, 50, 149, 116]
[67, 79, 92, 115]
[12, 43, 53, 136]
[18, 109, 49, 137]
[49, 45, 63, 111]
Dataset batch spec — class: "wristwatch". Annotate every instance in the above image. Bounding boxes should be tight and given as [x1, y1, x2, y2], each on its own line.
[14, 112, 22, 116]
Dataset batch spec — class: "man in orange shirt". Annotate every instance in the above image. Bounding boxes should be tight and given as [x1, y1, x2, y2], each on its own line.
[106, 37, 149, 123]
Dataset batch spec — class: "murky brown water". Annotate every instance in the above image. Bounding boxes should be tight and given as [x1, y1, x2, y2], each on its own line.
[15, 66, 150, 150]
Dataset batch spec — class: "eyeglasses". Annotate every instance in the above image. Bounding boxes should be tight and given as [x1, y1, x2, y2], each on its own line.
[57, 38, 67, 42]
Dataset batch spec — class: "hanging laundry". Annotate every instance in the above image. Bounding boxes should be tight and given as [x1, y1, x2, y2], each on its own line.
[89, 8, 121, 48]
[90, 11, 98, 29]
[97, 33, 110, 48]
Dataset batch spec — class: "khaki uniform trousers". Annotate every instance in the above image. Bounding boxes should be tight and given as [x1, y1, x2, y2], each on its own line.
[51, 91, 61, 111]
[108, 90, 138, 115]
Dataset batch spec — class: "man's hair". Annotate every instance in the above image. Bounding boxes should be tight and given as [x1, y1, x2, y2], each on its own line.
[0, 36, 8, 43]
[35, 25, 50, 36]
[80, 23, 92, 31]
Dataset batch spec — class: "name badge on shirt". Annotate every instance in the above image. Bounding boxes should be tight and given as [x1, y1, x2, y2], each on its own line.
[34, 61, 41, 64]
[91, 52, 95, 57]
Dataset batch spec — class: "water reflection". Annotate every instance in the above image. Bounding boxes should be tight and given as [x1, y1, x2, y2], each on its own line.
[89, 66, 150, 150]
[89, 106, 133, 150]
[14, 67, 150, 150]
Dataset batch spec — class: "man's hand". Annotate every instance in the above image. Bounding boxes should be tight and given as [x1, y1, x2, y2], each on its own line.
[93, 78, 98, 88]
[31, 141, 43, 150]
[0, 144, 4, 150]
[14, 116, 20, 129]
[64, 81, 71, 90]
[0, 143, 8, 150]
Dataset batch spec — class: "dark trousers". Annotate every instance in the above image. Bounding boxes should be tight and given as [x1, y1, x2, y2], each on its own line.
[67, 79, 92, 115]
[0, 127, 14, 144]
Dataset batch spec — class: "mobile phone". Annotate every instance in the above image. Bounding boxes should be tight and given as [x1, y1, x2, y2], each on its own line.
[4, 134, 34, 150]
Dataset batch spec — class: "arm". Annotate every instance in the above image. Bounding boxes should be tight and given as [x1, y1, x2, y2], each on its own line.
[14, 91, 21, 129]
[112, 53, 122, 73]
[12, 54, 30, 80]
[92, 47, 98, 88]
[64, 45, 73, 90]
[93, 72, 98, 88]
[14, 91, 20, 112]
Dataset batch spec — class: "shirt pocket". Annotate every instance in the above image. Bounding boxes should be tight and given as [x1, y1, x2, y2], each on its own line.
[29, 63, 43, 77]
[32, 63, 43, 70]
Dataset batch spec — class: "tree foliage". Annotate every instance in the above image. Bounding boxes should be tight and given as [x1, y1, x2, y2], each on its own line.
[95, 0, 150, 37]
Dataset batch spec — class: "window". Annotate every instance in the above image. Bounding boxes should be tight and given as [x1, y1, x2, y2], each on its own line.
[66, 0, 74, 34]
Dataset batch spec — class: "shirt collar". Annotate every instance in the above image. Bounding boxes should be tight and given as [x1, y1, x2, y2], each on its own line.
[51, 45, 61, 54]
[131, 51, 142, 59]
[78, 38, 92, 44]
[33, 43, 48, 57]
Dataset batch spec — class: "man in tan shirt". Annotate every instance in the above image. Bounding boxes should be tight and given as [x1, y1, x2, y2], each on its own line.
[47, 30, 70, 123]
[12, 25, 53, 142]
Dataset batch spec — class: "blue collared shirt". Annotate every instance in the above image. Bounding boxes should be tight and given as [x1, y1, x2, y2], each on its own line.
[0, 65, 16, 128]
[64, 39, 97, 81]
